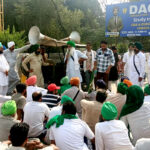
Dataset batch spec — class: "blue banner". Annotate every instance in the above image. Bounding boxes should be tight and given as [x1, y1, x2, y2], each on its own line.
[105, 1, 150, 37]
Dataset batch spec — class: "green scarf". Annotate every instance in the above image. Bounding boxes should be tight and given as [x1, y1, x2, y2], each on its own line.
[46, 114, 78, 128]
[119, 85, 144, 119]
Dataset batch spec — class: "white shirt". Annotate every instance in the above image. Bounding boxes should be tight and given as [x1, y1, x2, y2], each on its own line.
[144, 96, 150, 103]
[65, 50, 87, 82]
[135, 138, 150, 150]
[0, 54, 9, 86]
[23, 101, 50, 137]
[50, 119, 94, 150]
[26, 86, 47, 102]
[49, 105, 62, 120]
[95, 120, 134, 150]
[123, 51, 133, 79]
[130, 52, 145, 86]
[121, 102, 150, 145]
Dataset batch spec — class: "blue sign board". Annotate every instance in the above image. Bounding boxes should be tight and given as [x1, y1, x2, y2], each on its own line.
[105, 1, 150, 37]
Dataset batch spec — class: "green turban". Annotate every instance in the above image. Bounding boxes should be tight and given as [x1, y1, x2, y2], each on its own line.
[0, 42, 3, 48]
[119, 85, 144, 119]
[61, 76, 69, 85]
[30, 44, 40, 52]
[101, 102, 118, 120]
[67, 41, 75, 47]
[1, 100, 17, 116]
[61, 95, 75, 105]
[134, 42, 143, 50]
[117, 83, 128, 95]
[144, 84, 150, 95]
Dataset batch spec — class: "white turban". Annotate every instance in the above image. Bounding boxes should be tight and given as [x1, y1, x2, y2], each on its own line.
[7, 41, 15, 49]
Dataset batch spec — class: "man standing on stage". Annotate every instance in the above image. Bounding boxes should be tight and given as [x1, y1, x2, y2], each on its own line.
[65, 41, 87, 84]
[83, 42, 96, 89]
[0, 42, 10, 95]
[129, 42, 145, 86]
[4, 41, 31, 95]
[22, 44, 49, 88]
[123, 43, 134, 79]
[94, 41, 115, 87]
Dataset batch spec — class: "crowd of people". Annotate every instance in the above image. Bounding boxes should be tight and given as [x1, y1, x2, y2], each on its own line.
[0, 40, 150, 150]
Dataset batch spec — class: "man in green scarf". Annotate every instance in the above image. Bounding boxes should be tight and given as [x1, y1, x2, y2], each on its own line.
[47, 102, 94, 150]
[95, 101, 133, 150]
[120, 85, 150, 145]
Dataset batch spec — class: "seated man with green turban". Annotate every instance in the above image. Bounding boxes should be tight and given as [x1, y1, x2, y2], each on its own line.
[95, 101, 133, 150]
[58, 76, 71, 95]
[120, 85, 150, 145]
[0, 100, 20, 141]
[144, 84, 150, 103]
[106, 82, 128, 118]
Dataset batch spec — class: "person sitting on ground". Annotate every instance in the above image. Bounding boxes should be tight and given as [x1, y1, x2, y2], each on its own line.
[106, 82, 128, 118]
[26, 75, 47, 102]
[81, 91, 107, 133]
[86, 79, 112, 101]
[62, 77, 86, 118]
[23, 92, 50, 141]
[135, 138, 150, 150]
[0, 122, 59, 150]
[42, 83, 60, 109]
[120, 85, 150, 145]
[49, 95, 75, 120]
[95, 101, 133, 150]
[12, 83, 27, 120]
[47, 102, 94, 150]
[144, 84, 150, 103]
[58, 76, 71, 95]
[123, 79, 133, 87]
[0, 100, 20, 141]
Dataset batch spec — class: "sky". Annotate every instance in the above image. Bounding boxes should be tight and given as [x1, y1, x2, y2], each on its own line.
[99, 0, 129, 11]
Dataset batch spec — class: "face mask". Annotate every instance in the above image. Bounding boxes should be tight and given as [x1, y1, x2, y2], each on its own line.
[0, 51, 3, 54]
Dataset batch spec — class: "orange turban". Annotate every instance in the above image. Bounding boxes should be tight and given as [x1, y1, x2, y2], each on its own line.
[123, 79, 132, 87]
[26, 75, 37, 86]
[70, 77, 80, 86]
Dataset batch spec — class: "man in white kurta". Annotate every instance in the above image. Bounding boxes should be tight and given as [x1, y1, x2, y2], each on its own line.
[65, 41, 87, 83]
[129, 42, 145, 86]
[123, 43, 134, 80]
[4, 41, 31, 95]
[0, 43, 10, 95]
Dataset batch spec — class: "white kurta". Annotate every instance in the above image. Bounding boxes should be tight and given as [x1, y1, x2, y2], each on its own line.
[130, 52, 145, 86]
[0, 54, 9, 86]
[123, 51, 133, 80]
[65, 50, 87, 82]
[0, 54, 10, 95]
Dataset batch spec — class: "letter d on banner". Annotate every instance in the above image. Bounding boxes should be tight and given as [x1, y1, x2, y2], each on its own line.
[130, 5, 138, 15]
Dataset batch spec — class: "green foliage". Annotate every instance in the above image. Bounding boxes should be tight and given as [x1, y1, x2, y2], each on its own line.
[117, 43, 128, 54]
[0, 26, 26, 48]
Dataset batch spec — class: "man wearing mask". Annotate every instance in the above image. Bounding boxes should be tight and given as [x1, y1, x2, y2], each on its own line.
[123, 43, 134, 80]
[22, 44, 49, 88]
[0, 42, 10, 95]
[4, 41, 31, 95]
[129, 42, 145, 86]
